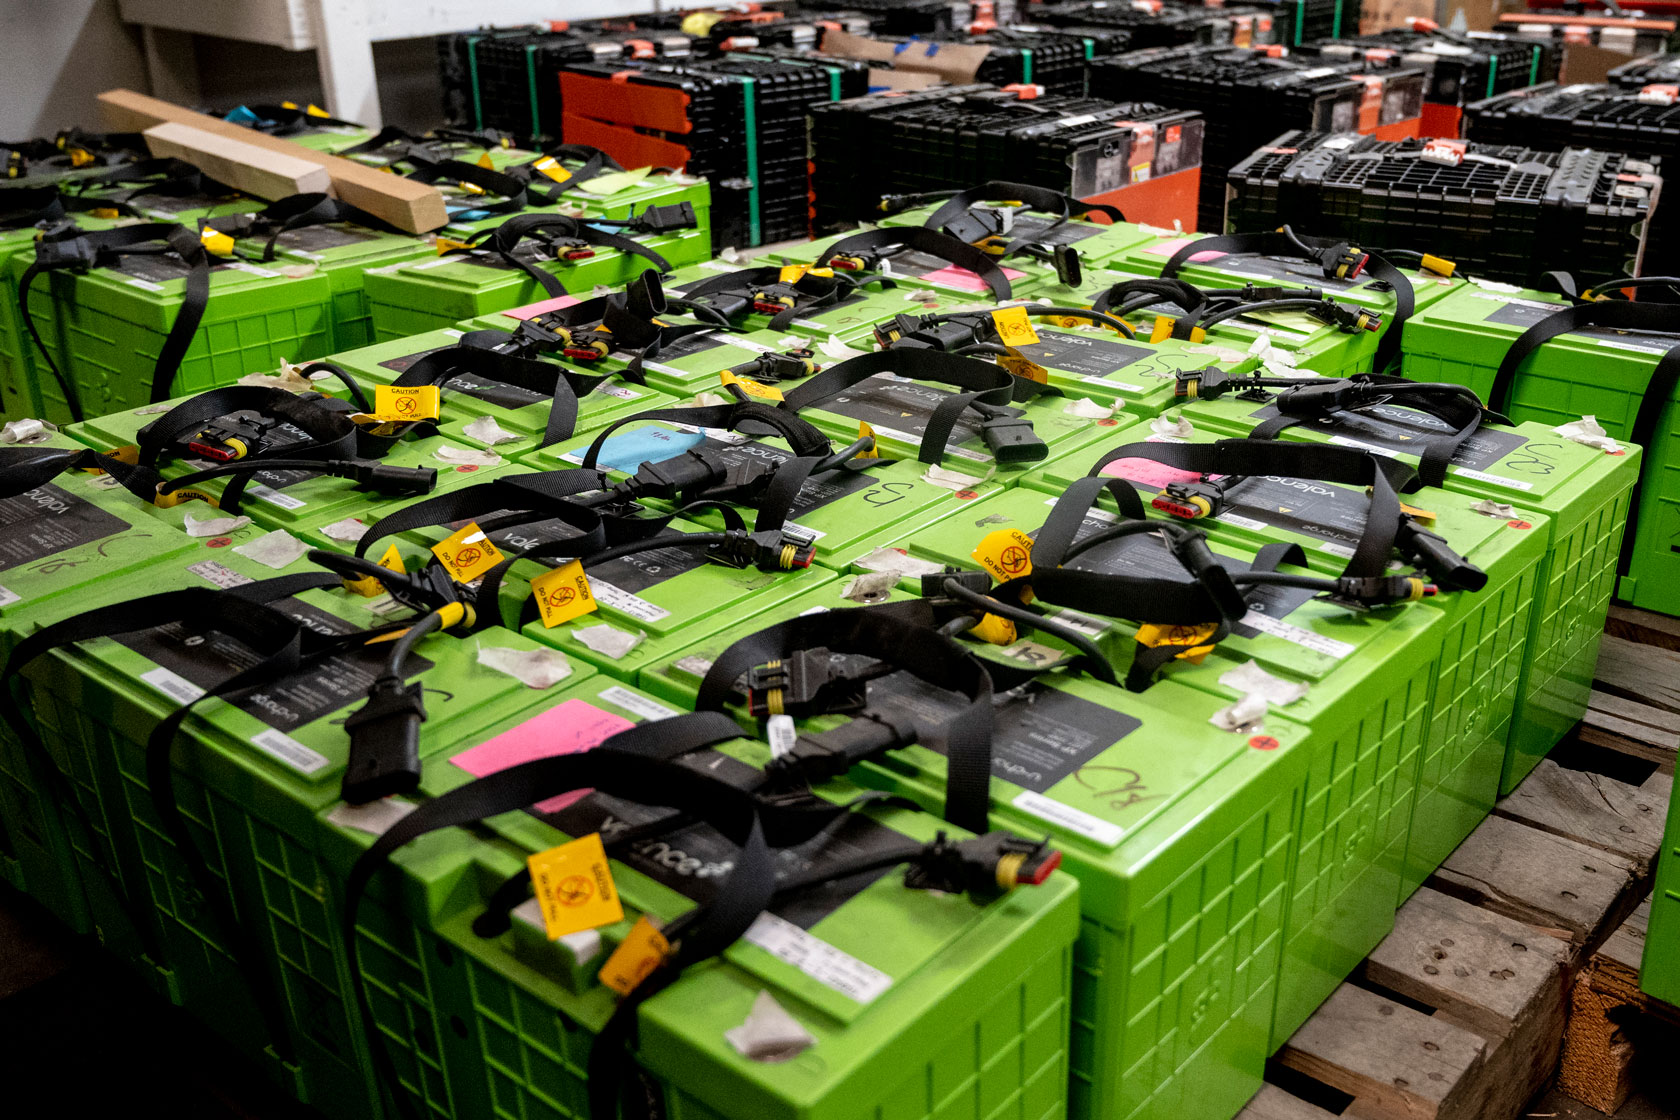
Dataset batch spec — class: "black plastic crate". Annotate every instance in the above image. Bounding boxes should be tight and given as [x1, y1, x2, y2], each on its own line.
[1305, 28, 1558, 107]
[1609, 52, 1680, 90]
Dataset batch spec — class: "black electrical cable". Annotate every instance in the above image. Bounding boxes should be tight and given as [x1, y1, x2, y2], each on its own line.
[939, 577, 1116, 684]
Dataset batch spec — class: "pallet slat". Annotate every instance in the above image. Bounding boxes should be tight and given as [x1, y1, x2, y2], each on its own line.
[1492, 760, 1670, 874]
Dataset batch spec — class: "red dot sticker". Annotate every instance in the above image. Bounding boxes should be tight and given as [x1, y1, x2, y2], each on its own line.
[955, 490, 979, 500]
[1098, 418, 1119, 427]
[457, 464, 479, 472]
[206, 537, 231, 549]
[1506, 519, 1531, 530]
[1248, 735, 1280, 751]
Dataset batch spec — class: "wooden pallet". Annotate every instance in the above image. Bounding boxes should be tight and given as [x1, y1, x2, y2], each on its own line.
[1239, 614, 1676, 1120]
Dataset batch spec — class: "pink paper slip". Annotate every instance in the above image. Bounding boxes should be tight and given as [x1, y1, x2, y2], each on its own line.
[449, 699, 633, 812]
[501, 294, 583, 320]
[1101, 458, 1205, 487]
[917, 265, 1028, 291]
[1142, 238, 1226, 263]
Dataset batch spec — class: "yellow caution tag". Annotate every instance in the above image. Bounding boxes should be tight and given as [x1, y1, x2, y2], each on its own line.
[345, 544, 405, 597]
[476, 151, 496, 170]
[90, 207, 120, 220]
[972, 528, 1035, 582]
[991, 306, 1040, 347]
[532, 156, 573, 184]
[282, 101, 299, 111]
[681, 10, 727, 35]
[372, 384, 440, 422]
[599, 916, 671, 996]
[1397, 500, 1437, 526]
[854, 420, 888, 460]
[431, 522, 504, 584]
[528, 833, 623, 940]
[199, 228, 236, 257]
[436, 236, 471, 255]
[1135, 622, 1219, 664]
[720, 371, 784, 402]
[306, 103, 329, 118]
[998, 350, 1049, 384]
[532, 559, 598, 628]
[1150, 315, 1174, 344]
[68, 148, 94, 168]
[457, 179, 486, 195]
[969, 613, 1018, 645]
[778, 264, 808, 283]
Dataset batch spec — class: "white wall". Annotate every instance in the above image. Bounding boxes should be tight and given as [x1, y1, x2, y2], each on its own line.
[0, 0, 151, 138]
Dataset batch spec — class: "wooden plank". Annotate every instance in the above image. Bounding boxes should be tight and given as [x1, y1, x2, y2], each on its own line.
[1593, 635, 1680, 714]
[1362, 888, 1571, 1120]
[1427, 815, 1637, 948]
[1606, 604, 1680, 653]
[97, 89, 446, 233]
[1492, 761, 1669, 873]
[1276, 984, 1486, 1120]
[142, 122, 330, 201]
[1234, 1084, 1340, 1120]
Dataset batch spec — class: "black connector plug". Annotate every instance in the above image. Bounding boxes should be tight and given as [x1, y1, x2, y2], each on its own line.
[341, 677, 426, 804]
[980, 415, 1047, 464]
[341, 460, 438, 496]
[1174, 366, 1233, 401]
[633, 202, 697, 233]
[619, 448, 729, 501]
[709, 528, 818, 572]
[1398, 522, 1487, 592]
[1328, 574, 1436, 610]
[905, 831, 1063, 899]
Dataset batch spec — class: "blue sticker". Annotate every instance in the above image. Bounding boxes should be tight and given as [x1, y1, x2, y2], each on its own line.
[224, 106, 261, 126]
[592, 426, 705, 474]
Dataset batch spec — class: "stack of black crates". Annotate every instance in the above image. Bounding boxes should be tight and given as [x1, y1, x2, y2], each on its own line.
[1225, 131, 1656, 286]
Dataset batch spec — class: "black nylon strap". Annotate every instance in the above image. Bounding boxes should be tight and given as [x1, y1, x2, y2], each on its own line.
[815, 226, 1014, 301]
[353, 468, 609, 559]
[778, 349, 1032, 466]
[580, 401, 832, 470]
[1084, 438, 1416, 580]
[456, 214, 676, 298]
[920, 180, 1125, 233]
[393, 343, 594, 448]
[1161, 232, 1413, 370]
[694, 605, 995, 834]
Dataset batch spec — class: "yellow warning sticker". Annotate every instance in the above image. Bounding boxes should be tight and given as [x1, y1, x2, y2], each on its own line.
[436, 236, 471, 255]
[998, 350, 1049, 384]
[969, 613, 1018, 645]
[972, 528, 1034, 582]
[532, 559, 598, 628]
[991, 306, 1040, 347]
[528, 834, 623, 940]
[431, 522, 504, 584]
[854, 420, 888, 460]
[599, 915, 670, 996]
[720, 371, 784, 402]
[372, 385, 440, 422]
[532, 156, 573, 184]
[199, 228, 235, 257]
[345, 543, 405, 597]
[1135, 622, 1219, 664]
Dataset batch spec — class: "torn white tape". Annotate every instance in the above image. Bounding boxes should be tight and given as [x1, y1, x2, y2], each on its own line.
[434, 445, 504, 467]
[1553, 415, 1624, 454]
[853, 547, 944, 578]
[0, 419, 55, 444]
[921, 464, 989, 491]
[320, 518, 368, 543]
[1218, 660, 1309, 706]
[724, 990, 816, 1063]
[1065, 397, 1115, 419]
[240, 360, 313, 391]
[819, 336, 866, 360]
[1210, 691, 1269, 733]
[1151, 413, 1193, 438]
[477, 644, 572, 688]
[183, 513, 252, 538]
[233, 529, 308, 569]
[841, 571, 898, 603]
[462, 415, 523, 447]
[1471, 499, 1518, 519]
[574, 624, 646, 659]
[326, 798, 416, 837]
[767, 714, 797, 759]
[691, 391, 731, 407]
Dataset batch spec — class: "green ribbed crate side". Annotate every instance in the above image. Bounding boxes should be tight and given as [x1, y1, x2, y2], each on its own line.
[0, 718, 96, 932]
[1507, 482, 1633, 792]
[1072, 786, 1297, 1120]
[1640, 779, 1680, 1004]
[15, 264, 336, 418]
[0, 240, 42, 421]
[1405, 551, 1538, 894]
[440, 887, 1076, 1120]
[1269, 662, 1431, 1050]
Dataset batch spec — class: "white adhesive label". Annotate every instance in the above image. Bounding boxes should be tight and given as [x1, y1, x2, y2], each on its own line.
[0, 585, 21, 609]
[1595, 338, 1670, 356]
[125, 277, 165, 292]
[141, 666, 206, 704]
[743, 912, 892, 1004]
[249, 484, 306, 510]
[1081, 375, 1145, 392]
[767, 714, 796, 759]
[1451, 466, 1533, 491]
[1240, 611, 1354, 659]
[1328, 434, 1401, 458]
[225, 261, 280, 279]
[595, 385, 644, 400]
[590, 579, 671, 623]
[597, 685, 679, 721]
[250, 728, 330, 774]
[1011, 790, 1124, 847]
[187, 560, 255, 589]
